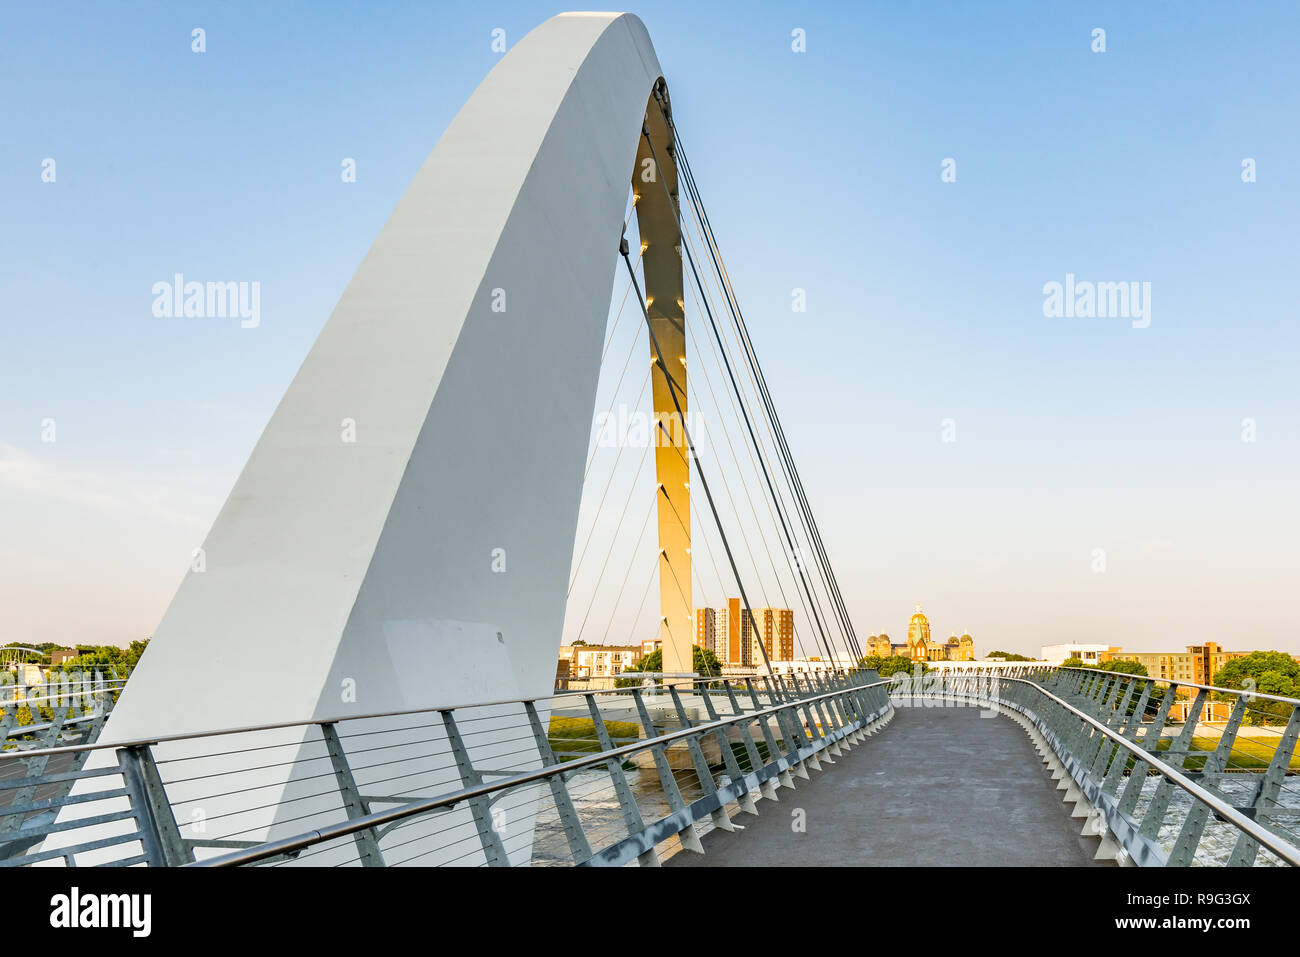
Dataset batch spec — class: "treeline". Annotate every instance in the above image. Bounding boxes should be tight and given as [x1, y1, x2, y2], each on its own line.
[2, 639, 148, 674]
[2, 639, 150, 727]
[856, 655, 928, 677]
[1063, 651, 1300, 725]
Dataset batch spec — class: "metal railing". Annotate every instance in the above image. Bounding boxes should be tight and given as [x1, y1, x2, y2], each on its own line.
[0, 676, 124, 860]
[0, 670, 890, 867]
[10, 661, 1294, 867]
[892, 666, 1300, 866]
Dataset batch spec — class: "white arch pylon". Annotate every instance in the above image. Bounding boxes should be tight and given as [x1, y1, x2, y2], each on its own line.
[47, 12, 694, 865]
[118, 11, 690, 741]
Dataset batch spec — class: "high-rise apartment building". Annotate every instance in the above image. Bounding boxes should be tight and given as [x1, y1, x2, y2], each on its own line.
[695, 600, 794, 667]
[1108, 642, 1249, 691]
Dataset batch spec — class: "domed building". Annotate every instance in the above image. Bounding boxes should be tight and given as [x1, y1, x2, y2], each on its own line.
[905, 603, 975, 662]
[906, 604, 932, 658]
[864, 605, 976, 663]
[865, 633, 896, 658]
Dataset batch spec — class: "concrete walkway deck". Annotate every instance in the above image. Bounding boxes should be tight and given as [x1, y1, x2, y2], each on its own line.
[667, 704, 1109, 867]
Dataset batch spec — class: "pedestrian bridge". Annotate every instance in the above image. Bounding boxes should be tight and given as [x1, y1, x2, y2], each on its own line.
[5, 14, 1296, 871]
[2, 666, 1297, 867]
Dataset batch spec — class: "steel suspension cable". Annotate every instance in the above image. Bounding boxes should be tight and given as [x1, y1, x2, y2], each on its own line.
[654, 345, 809, 667]
[684, 173, 865, 665]
[619, 237, 774, 675]
[639, 129, 842, 664]
[682, 321, 818, 664]
[678, 203, 847, 653]
[683, 254, 829, 665]
[572, 439, 653, 644]
[661, 105, 863, 662]
[568, 370, 651, 596]
[597, 495, 658, 646]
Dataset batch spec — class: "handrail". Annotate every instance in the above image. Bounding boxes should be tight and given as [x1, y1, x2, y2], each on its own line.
[0, 684, 127, 711]
[909, 674, 1300, 867]
[0, 671, 854, 762]
[1057, 665, 1300, 708]
[10, 663, 1294, 867]
[190, 677, 890, 867]
[3, 711, 108, 740]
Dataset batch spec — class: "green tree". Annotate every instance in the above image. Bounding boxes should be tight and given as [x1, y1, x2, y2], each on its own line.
[987, 650, 1035, 662]
[1058, 657, 1164, 718]
[1212, 652, 1300, 726]
[1099, 659, 1149, 677]
[856, 654, 926, 677]
[616, 645, 722, 687]
[39, 638, 151, 720]
[1060, 658, 1148, 677]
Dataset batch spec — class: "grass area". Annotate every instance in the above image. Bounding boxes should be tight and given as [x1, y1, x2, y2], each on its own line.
[730, 739, 775, 771]
[1152, 736, 1300, 771]
[547, 716, 641, 763]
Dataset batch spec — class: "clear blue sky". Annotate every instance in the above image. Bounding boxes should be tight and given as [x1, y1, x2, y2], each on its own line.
[2, 1, 1297, 656]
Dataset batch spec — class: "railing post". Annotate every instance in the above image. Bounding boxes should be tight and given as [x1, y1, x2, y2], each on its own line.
[1118, 682, 1179, 817]
[823, 683, 855, 748]
[773, 701, 811, 779]
[523, 700, 593, 864]
[1167, 694, 1249, 865]
[1090, 679, 1138, 778]
[317, 722, 386, 866]
[745, 678, 794, 789]
[855, 676, 883, 729]
[1102, 680, 1153, 795]
[440, 710, 508, 867]
[667, 686, 735, 834]
[1138, 688, 1207, 843]
[696, 683, 758, 815]
[724, 681, 775, 800]
[1228, 704, 1300, 866]
[781, 675, 798, 701]
[629, 689, 704, 853]
[1073, 676, 1116, 769]
[1081, 671, 1104, 707]
[1062, 692, 1097, 762]
[760, 675, 784, 705]
[832, 684, 860, 740]
[584, 693, 659, 866]
[1106, 678, 1136, 728]
[804, 676, 843, 756]
[789, 676, 828, 768]
[117, 744, 192, 866]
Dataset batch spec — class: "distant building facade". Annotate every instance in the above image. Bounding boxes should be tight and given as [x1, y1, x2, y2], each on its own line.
[1040, 643, 1118, 666]
[558, 644, 643, 679]
[1108, 643, 1249, 688]
[866, 604, 974, 662]
[1040, 642, 1257, 699]
[695, 600, 794, 667]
